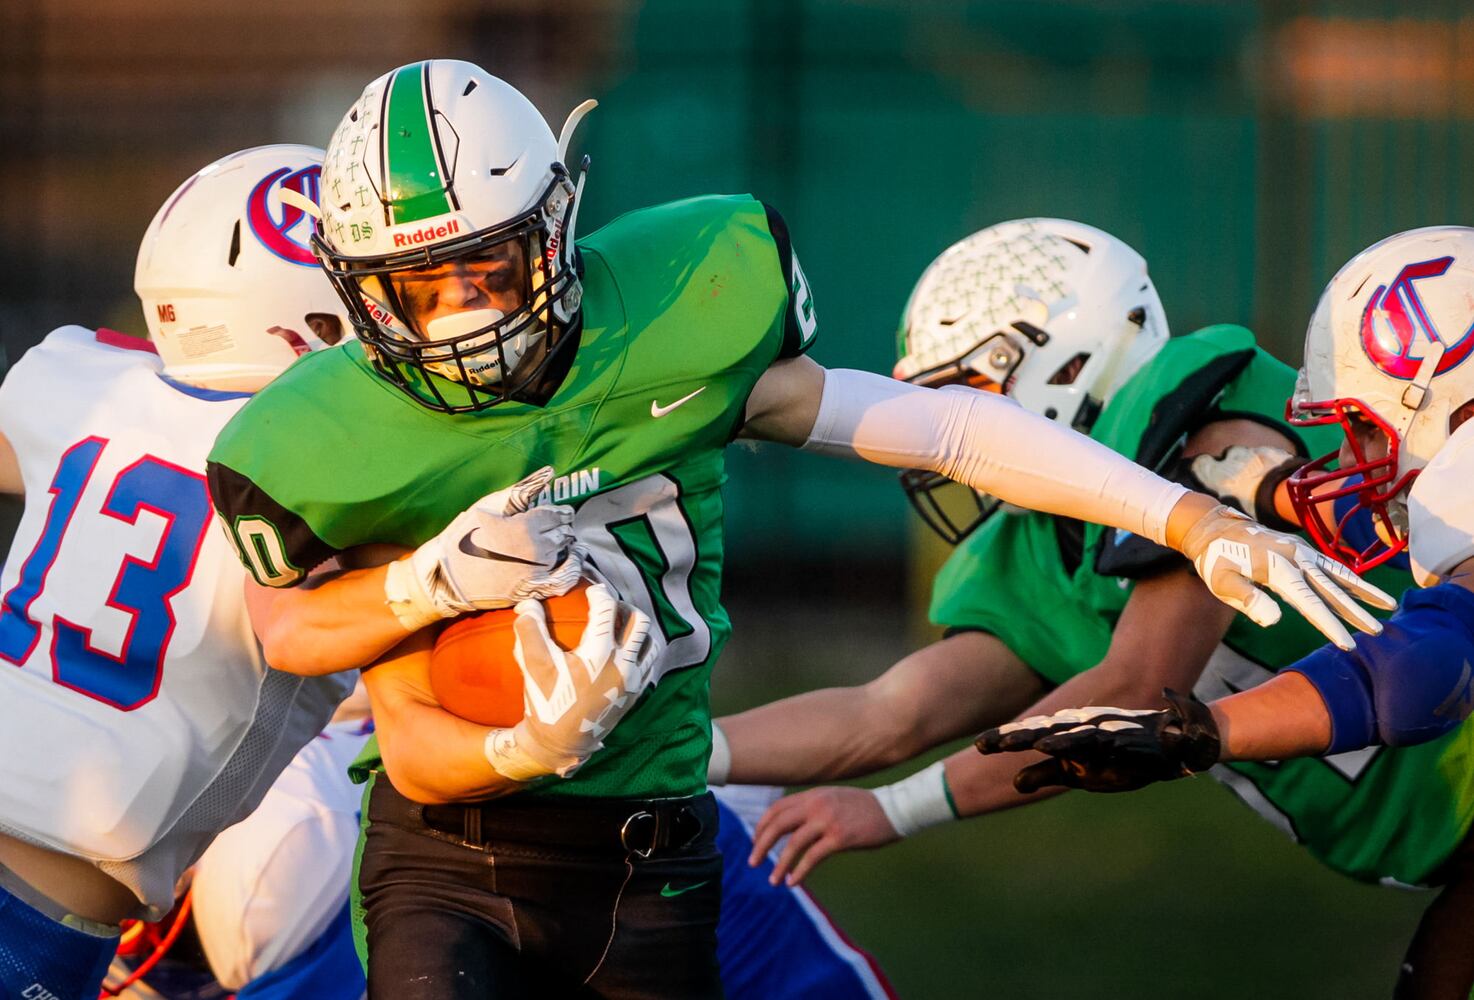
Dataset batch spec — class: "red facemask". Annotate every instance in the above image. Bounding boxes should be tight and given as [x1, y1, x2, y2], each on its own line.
[1284, 396, 1417, 574]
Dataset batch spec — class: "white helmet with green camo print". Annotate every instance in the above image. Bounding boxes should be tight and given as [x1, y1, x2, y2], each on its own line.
[314, 59, 596, 412]
[894, 219, 1169, 542]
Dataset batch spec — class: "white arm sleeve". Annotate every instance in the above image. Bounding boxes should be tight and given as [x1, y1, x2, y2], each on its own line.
[801, 369, 1188, 545]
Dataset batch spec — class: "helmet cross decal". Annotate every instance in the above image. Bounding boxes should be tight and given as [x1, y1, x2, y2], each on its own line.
[246, 165, 322, 267]
[1359, 256, 1474, 380]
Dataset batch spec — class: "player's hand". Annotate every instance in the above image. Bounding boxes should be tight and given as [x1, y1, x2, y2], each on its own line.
[748, 786, 899, 886]
[1177, 504, 1394, 651]
[385, 466, 583, 630]
[975, 690, 1221, 793]
[1190, 445, 1302, 525]
[484, 580, 662, 781]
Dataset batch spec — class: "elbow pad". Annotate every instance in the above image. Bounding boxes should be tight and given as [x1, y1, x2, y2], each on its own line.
[1285, 583, 1474, 753]
[801, 368, 1185, 544]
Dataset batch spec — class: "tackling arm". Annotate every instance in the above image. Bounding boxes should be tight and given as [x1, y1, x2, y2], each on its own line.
[717, 631, 1045, 786]
[236, 468, 581, 677]
[976, 566, 1474, 793]
[945, 564, 1234, 806]
[244, 556, 410, 677]
[742, 358, 1393, 649]
[750, 566, 1237, 884]
[1276, 573, 1474, 753]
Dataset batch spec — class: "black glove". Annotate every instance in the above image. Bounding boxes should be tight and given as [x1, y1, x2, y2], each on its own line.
[974, 689, 1222, 794]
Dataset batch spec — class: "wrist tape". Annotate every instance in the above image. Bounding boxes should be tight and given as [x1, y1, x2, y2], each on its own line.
[872, 761, 959, 838]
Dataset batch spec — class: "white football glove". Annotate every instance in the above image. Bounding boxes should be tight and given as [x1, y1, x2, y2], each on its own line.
[1178, 504, 1395, 651]
[383, 466, 583, 631]
[1189, 445, 1301, 523]
[484, 580, 662, 781]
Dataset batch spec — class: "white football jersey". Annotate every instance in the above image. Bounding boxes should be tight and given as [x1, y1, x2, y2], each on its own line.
[1408, 417, 1474, 586]
[0, 326, 349, 915]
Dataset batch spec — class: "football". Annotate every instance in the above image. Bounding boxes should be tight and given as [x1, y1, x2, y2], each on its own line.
[428, 580, 594, 727]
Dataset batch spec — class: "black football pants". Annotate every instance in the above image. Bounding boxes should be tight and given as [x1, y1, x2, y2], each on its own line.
[357, 774, 724, 999]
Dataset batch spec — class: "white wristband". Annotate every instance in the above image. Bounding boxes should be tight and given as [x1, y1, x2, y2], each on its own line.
[383, 557, 441, 632]
[872, 761, 958, 838]
[483, 727, 552, 783]
[707, 722, 732, 786]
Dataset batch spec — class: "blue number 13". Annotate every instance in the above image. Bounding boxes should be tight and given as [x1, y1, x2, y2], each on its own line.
[0, 437, 213, 710]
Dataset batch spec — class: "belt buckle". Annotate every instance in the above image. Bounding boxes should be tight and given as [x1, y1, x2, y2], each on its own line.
[620, 810, 658, 858]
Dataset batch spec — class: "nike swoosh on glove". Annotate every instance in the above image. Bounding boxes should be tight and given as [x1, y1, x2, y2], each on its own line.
[383, 466, 584, 631]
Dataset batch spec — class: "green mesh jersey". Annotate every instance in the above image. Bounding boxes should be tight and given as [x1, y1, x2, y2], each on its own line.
[932, 324, 1474, 887]
[207, 194, 817, 801]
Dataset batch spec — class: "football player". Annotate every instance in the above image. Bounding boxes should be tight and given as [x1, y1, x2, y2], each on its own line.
[204, 60, 1391, 996]
[106, 693, 373, 1000]
[0, 146, 360, 1000]
[976, 225, 1474, 998]
[713, 220, 1472, 993]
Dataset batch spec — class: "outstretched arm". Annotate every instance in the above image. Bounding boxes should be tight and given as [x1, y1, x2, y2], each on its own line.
[717, 631, 1044, 786]
[749, 565, 1236, 884]
[741, 358, 1393, 650]
[977, 561, 1474, 792]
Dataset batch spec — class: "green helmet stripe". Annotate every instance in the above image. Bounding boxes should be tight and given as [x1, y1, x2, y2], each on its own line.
[383, 62, 453, 226]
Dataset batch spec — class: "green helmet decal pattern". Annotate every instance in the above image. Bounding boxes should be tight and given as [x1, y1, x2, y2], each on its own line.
[382, 62, 455, 226]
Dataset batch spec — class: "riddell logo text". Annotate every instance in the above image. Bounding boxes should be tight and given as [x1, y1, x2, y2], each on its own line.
[392, 219, 461, 248]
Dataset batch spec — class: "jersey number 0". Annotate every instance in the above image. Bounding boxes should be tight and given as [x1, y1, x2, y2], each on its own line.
[0, 437, 213, 710]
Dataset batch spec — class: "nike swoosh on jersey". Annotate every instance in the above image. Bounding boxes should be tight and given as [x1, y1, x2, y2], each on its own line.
[457, 531, 545, 565]
[650, 386, 707, 418]
[660, 880, 711, 898]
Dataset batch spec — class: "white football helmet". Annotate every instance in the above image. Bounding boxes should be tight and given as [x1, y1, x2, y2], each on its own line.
[135, 145, 348, 389]
[314, 59, 596, 412]
[1287, 225, 1474, 573]
[894, 218, 1168, 542]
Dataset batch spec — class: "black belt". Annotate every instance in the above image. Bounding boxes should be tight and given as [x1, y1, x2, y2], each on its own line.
[380, 783, 714, 859]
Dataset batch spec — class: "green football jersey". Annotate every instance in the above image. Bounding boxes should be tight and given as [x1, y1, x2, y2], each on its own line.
[932, 325, 1474, 887]
[208, 194, 817, 801]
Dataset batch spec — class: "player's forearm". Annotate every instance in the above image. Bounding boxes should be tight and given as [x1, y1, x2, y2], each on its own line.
[721, 633, 1043, 785]
[1210, 672, 1331, 762]
[246, 566, 410, 676]
[376, 700, 523, 804]
[720, 687, 904, 785]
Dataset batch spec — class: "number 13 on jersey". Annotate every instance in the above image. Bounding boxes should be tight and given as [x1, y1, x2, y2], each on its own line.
[0, 436, 213, 710]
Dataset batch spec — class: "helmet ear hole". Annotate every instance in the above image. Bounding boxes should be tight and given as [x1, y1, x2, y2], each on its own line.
[1048, 352, 1090, 386]
[306, 313, 345, 346]
[1450, 398, 1474, 434]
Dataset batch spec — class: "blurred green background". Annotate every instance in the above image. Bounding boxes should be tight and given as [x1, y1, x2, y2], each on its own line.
[5, 0, 1474, 994]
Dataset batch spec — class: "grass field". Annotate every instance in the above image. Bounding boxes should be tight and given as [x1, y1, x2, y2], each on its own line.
[712, 581, 1430, 999]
